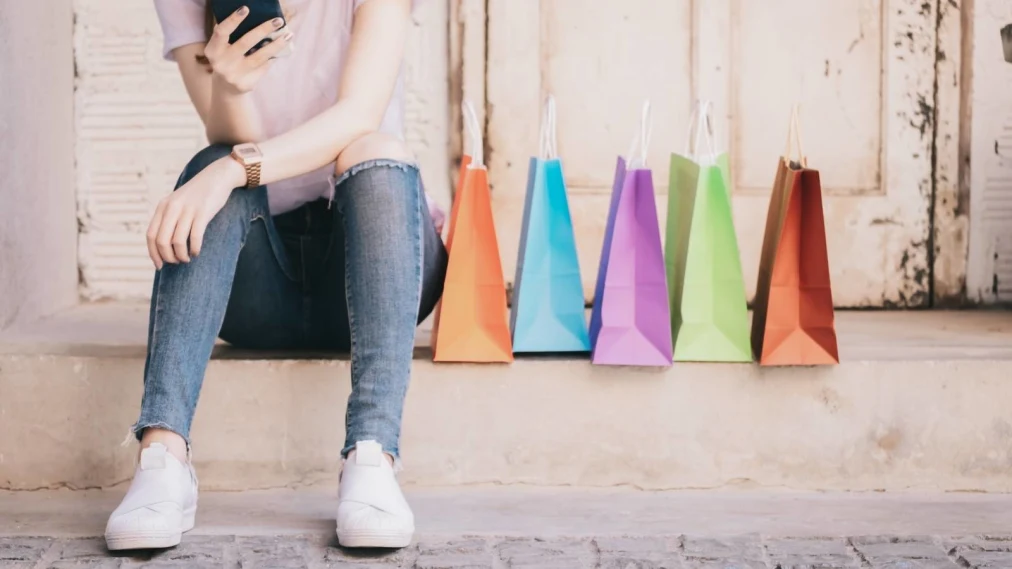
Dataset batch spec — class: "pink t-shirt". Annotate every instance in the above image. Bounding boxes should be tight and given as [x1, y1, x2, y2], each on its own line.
[154, 0, 440, 222]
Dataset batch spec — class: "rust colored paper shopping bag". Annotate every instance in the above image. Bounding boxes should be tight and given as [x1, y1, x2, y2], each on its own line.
[432, 102, 513, 363]
[751, 106, 839, 366]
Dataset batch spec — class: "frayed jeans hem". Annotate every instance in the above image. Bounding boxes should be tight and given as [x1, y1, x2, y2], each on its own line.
[130, 421, 190, 447]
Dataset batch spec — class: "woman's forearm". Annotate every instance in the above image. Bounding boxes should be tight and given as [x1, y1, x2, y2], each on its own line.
[257, 103, 375, 186]
[205, 75, 265, 145]
[214, 101, 376, 188]
[213, 100, 377, 190]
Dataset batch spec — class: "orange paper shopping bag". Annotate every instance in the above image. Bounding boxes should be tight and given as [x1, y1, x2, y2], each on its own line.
[751, 106, 839, 366]
[431, 102, 513, 363]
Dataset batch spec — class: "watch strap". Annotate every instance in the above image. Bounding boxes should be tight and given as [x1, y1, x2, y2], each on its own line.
[244, 161, 261, 189]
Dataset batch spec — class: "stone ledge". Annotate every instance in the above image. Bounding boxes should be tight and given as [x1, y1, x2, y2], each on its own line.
[1, 304, 1011, 492]
[2, 302, 1011, 361]
[2, 357, 1012, 492]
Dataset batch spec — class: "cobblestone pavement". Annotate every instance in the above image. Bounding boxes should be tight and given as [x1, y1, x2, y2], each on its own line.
[3, 534, 1012, 568]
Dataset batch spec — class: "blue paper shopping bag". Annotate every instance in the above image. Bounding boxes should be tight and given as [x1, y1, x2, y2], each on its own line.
[510, 96, 590, 353]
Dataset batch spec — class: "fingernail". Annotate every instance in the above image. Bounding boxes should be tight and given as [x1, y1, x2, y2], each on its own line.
[283, 32, 294, 41]
[273, 17, 284, 28]
[238, 6, 248, 15]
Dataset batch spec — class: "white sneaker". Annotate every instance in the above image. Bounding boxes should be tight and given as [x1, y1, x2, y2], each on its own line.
[336, 441, 414, 548]
[105, 443, 198, 550]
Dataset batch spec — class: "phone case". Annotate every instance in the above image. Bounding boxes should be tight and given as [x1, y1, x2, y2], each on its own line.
[210, 0, 285, 51]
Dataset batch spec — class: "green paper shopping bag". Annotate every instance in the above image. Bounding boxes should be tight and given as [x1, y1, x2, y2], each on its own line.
[664, 101, 752, 362]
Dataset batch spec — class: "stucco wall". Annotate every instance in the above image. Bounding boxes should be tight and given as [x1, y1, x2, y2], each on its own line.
[75, 0, 451, 299]
[0, 2, 78, 329]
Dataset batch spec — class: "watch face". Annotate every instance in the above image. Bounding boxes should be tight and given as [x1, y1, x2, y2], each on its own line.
[236, 145, 260, 159]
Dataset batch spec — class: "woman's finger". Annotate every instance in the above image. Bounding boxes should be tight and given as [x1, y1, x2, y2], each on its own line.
[207, 5, 249, 55]
[171, 209, 195, 263]
[245, 31, 293, 68]
[233, 17, 286, 57]
[146, 202, 167, 269]
[156, 203, 182, 264]
[189, 211, 209, 258]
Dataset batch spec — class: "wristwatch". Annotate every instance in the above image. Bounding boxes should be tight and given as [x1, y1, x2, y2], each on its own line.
[230, 143, 263, 189]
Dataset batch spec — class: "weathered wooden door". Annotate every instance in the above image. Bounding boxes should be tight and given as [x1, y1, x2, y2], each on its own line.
[484, 0, 946, 307]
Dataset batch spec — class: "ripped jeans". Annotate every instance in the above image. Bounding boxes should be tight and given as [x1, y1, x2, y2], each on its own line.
[133, 144, 448, 459]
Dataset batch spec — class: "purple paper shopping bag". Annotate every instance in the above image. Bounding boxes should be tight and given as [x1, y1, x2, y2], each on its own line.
[589, 102, 673, 366]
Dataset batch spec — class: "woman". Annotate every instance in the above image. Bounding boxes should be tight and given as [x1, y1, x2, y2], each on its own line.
[104, 0, 446, 551]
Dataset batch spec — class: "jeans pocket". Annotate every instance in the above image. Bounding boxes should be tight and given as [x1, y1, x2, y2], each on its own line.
[259, 213, 299, 282]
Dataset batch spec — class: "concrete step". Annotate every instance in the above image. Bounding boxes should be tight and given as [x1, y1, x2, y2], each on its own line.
[1, 303, 1011, 492]
[3, 488, 1012, 567]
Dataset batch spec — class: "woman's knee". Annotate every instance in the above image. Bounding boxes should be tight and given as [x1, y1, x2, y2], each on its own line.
[335, 132, 414, 177]
[176, 144, 234, 189]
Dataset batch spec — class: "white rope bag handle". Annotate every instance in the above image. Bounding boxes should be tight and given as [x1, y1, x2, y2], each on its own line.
[626, 100, 652, 169]
[539, 95, 558, 160]
[686, 100, 718, 164]
[784, 103, 807, 167]
[463, 100, 484, 168]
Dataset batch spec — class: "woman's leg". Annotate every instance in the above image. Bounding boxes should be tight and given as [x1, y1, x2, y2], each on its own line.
[134, 144, 302, 456]
[321, 133, 447, 548]
[108, 144, 301, 551]
[324, 133, 446, 459]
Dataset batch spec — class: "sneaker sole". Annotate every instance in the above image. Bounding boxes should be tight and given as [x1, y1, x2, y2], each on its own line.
[105, 508, 195, 551]
[337, 529, 413, 549]
[105, 531, 183, 551]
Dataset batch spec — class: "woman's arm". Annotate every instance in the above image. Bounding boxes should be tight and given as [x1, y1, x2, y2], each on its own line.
[173, 44, 264, 144]
[146, 0, 412, 267]
[240, 0, 413, 187]
[171, 9, 293, 144]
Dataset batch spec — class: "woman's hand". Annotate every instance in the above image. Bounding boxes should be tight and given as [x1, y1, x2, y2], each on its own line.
[146, 158, 246, 269]
[204, 6, 294, 95]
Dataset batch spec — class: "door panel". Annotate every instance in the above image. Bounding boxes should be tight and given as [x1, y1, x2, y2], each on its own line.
[543, 0, 693, 189]
[487, 0, 940, 307]
[733, 0, 883, 195]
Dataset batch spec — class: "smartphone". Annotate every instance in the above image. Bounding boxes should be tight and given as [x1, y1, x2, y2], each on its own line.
[209, 0, 292, 58]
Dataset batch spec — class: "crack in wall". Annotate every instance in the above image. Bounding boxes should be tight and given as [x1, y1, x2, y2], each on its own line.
[927, 0, 947, 308]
